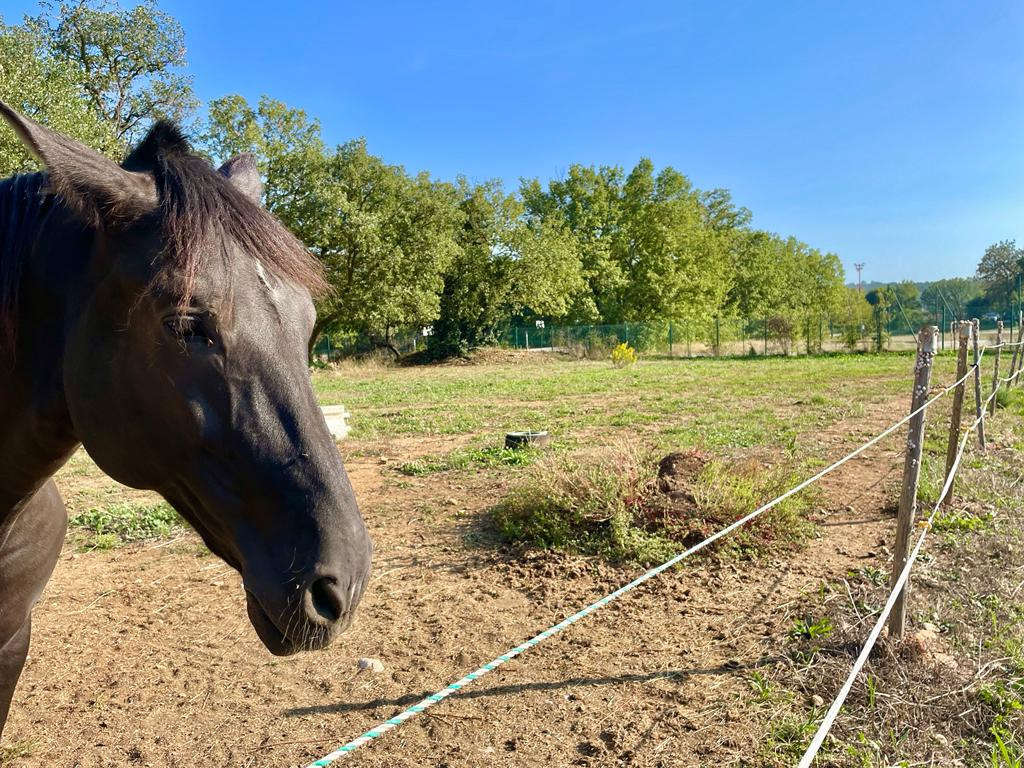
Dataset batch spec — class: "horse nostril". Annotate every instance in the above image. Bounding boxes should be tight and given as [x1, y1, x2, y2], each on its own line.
[309, 576, 344, 623]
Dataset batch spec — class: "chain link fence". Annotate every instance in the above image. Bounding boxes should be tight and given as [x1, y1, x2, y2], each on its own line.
[310, 308, 1023, 362]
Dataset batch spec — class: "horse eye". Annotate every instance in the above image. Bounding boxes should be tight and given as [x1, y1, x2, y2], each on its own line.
[164, 315, 211, 346]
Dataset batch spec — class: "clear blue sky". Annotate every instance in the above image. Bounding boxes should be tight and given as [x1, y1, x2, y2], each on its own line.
[11, 0, 1023, 282]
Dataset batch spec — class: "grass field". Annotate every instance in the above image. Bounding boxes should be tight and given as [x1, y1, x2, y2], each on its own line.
[15, 347, 1023, 768]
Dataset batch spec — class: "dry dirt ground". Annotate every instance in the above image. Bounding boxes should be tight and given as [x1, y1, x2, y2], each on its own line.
[1, 354, 1019, 768]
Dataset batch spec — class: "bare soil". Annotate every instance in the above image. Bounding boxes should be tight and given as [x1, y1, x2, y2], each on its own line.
[0, 385, 1010, 767]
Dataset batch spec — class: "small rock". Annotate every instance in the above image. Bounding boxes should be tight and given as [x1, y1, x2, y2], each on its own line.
[357, 657, 385, 673]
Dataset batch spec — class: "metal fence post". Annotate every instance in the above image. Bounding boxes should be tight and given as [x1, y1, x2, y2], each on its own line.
[889, 326, 937, 640]
[942, 321, 972, 507]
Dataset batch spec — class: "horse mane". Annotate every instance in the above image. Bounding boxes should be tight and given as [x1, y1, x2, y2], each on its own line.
[0, 122, 326, 360]
[0, 172, 53, 358]
[125, 121, 327, 307]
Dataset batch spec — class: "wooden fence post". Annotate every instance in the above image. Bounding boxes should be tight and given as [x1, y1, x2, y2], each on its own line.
[889, 326, 938, 640]
[1007, 310, 1024, 388]
[990, 320, 1003, 416]
[972, 319, 985, 450]
[942, 321, 972, 507]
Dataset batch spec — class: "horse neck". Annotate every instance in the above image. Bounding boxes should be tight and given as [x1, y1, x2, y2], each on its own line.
[0, 175, 89, 511]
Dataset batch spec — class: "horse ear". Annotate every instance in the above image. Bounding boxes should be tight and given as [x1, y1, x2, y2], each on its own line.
[218, 154, 264, 203]
[0, 100, 157, 228]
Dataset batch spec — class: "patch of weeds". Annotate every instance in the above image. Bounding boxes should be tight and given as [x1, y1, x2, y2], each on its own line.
[855, 566, 887, 587]
[991, 723, 1024, 768]
[762, 710, 820, 760]
[491, 444, 675, 563]
[789, 616, 834, 641]
[842, 732, 882, 767]
[69, 501, 184, 547]
[399, 445, 540, 476]
[492, 445, 816, 564]
[0, 740, 39, 762]
[686, 459, 817, 556]
[996, 387, 1024, 413]
[748, 671, 793, 706]
[933, 509, 993, 535]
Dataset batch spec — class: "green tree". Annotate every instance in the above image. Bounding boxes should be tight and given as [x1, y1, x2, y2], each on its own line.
[203, 94, 327, 241]
[613, 160, 730, 324]
[205, 96, 463, 355]
[521, 164, 624, 322]
[0, 18, 117, 175]
[977, 239, 1024, 313]
[838, 286, 872, 350]
[523, 159, 735, 327]
[887, 280, 924, 335]
[865, 288, 891, 351]
[430, 181, 584, 357]
[28, 0, 197, 143]
[921, 277, 982, 321]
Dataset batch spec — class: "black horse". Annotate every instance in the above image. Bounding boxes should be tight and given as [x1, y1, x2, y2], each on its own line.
[0, 103, 372, 737]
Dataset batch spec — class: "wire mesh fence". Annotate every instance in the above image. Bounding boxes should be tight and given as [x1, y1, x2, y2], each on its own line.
[309, 308, 1022, 362]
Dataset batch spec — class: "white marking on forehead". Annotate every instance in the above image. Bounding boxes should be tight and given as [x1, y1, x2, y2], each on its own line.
[252, 258, 284, 313]
[253, 259, 272, 289]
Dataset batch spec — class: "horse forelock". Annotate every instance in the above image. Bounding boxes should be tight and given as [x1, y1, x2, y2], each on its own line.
[0, 121, 326, 362]
[140, 126, 326, 310]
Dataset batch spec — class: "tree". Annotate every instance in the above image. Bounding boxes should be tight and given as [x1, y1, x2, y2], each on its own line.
[613, 160, 730, 324]
[921, 277, 982, 321]
[977, 239, 1024, 312]
[205, 96, 463, 355]
[203, 94, 327, 243]
[838, 286, 872, 350]
[429, 181, 584, 358]
[521, 164, 624, 323]
[28, 0, 197, 143]
[0, 18, 118, 176]
[887, 280, 924, 335]
[523, 159, 735, 327]
[865, 288, 891, 351]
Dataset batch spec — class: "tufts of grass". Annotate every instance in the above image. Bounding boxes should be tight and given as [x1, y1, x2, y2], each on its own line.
[492, 445, 816, 564]
[933, 509, 993, 535]
[991, 725, 1024, 768]
[399, 444, 540, 476]
[0, 740, 39, 762]
[491, 444, 674, 563]
[69, 501, 184, 548]
[761, 711, 820, 760]
[687, 459, 816, 555]
[789, 616, 834, 641]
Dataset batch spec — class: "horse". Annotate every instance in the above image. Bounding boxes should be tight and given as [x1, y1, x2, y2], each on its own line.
[0, 102, 372, 738]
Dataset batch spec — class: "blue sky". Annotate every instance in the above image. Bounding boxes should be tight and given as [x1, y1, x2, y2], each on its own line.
[10, 0, 1023, 282]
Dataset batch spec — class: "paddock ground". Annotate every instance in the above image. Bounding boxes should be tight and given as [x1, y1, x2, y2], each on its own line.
[3, 350, 1023, 767]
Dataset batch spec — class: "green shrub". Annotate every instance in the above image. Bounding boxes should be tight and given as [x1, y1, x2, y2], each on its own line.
[611, 342, 638, 368]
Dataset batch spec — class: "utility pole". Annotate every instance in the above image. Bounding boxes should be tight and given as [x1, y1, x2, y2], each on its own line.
[854, 262, 865, 293]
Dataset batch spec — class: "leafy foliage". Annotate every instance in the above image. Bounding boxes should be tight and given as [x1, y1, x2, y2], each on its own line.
[0, 18, 118, 176]
[27, 0, 197, 142]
